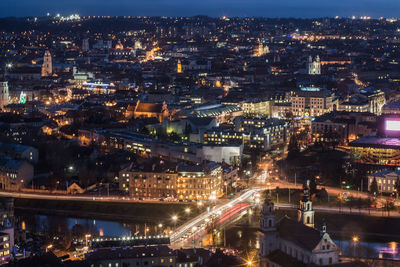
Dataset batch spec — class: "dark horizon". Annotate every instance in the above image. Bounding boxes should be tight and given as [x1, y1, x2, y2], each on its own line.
[2, 0, 400, 19]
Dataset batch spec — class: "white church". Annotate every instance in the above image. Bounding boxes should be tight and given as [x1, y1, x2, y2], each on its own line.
[259, 182, 364, 267]
[307, 55, 321, 75]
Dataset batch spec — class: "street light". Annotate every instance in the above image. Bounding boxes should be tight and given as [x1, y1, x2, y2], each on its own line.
[46, 244, 53, 252]
[85, 234, 91, 247]
[172, 215, 178, 230]
[185, 208, 191, 214]
[352, 235, 359, 243]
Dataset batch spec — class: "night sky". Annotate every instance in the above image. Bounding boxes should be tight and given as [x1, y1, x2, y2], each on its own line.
[2, 0, 400, 18]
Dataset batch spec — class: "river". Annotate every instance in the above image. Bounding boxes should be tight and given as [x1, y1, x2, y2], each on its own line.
[15, 209, 400, 261]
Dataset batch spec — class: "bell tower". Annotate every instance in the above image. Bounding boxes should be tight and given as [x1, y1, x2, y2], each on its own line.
[259, 191, 277, 258]
[298, 180, 315, 228]
[177, 59, 182, 73]
[41, 50, 52, 77]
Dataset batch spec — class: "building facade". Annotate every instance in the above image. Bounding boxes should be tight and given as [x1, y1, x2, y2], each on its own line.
[368, 169, 400, 194]
[119, 162, 224, 200]
[41, 50, 52, 77]
[306, 55, 321, 75]
[0, 81, 9, 110]
[291, 87, 336, 119]
[259, 186, 340, 267]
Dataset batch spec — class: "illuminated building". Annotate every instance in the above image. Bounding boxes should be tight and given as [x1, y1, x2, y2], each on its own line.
[320, 57, 351, 66]
[350, 115, 400, 167]
[134, 100, 169, 123]
[291, 87, 336, 119]
[0, 81, 9, 111]
[70, 67, 95, 85]
[177, 59, 182, 73]
[239, 99, 272, 117]
[254, 40, 269, 57]
[340, 88, 385, 115]
[312, 111, 376, 145]
[368, 169, 400, 194]
[179, 59, 211, 72]
[0, 155, 33, 191]
[0, 198, 14, 265]
[0, 142, 38, 163]
[176, 162, 223, 200]
[306, 55, 321, 75]
[82, 81, 116, 94]
[350, 136, 400, 167]
[259, 185, 340, 267]
[234, 117, 291, 151]
[181, 104, 242, 124]
[120, 162, 223, 200]
[85, 246, 176, 267]
[109, 40, 135, 57]
[203, 129, 244, 146]
[41, 50, 52, 77]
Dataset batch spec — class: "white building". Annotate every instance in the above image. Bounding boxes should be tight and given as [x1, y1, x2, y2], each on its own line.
[291, 87, 336, 119]
[259, 184, 341, 266]
[368, 169, 400, 194]
[307, 55, 321, 75]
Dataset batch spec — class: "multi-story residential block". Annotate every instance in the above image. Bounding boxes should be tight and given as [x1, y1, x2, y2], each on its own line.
[339, 87, 385, 115]
[368, 170, 400, 194]
[312, 111, 376, 145]
[291, 87, 336, 119]
[234, 117, 291, 151]
[119, 162, 223, 200]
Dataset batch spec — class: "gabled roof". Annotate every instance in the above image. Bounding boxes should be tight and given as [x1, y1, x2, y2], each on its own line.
[277, 216, 322, 252]
[267, 249, 307, 267]
[135, 102, 164, 113]
[369, 169, 400, 178]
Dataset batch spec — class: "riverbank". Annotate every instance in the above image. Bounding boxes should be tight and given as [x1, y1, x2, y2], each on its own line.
[236, 208, 400, 243]
[13, 198, 201, 225]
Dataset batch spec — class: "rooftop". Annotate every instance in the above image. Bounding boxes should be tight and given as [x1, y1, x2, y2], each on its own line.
[349, 135, 400, 149]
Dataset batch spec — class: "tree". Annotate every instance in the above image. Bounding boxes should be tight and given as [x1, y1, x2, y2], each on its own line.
[395, 178, 400, 198]
[370, 178, 378, 196]
[287, 135, 300, 160]
[318, 188, 329, 203]
[184, 123, 192, 137]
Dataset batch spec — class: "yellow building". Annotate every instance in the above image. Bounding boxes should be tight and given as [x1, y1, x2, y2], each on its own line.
[176, 163, 223, 200]
[119, 162, 223, 200]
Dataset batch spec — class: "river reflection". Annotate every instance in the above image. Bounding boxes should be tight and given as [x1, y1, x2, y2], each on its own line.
[16, 214, 168, 238]
[15, 212, 400, 261]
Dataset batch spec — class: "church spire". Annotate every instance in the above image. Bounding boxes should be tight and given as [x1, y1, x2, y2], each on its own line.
[298, 180, 315, 228]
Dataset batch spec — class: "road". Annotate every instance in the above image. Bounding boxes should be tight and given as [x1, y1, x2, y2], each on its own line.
[0, 190, 189, 204]
[275, 203, 400, 218]
[169, 189, 261, 246]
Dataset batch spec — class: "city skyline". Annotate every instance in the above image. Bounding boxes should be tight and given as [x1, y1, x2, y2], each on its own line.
[2, 0, 400, 18]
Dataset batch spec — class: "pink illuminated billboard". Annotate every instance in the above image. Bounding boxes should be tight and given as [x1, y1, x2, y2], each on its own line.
[386, 120, 400, 131]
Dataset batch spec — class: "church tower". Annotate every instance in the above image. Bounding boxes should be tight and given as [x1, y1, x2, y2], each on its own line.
[177, 59, 182, 73]
[307, 55, 321, 75]
[259, 192, 277, 258]
[41, 50, 52, 77]
[298, 180, 315, 228]
[0, 67, 9, 110]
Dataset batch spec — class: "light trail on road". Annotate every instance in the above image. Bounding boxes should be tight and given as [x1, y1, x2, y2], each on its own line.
[170, 189, 261, 245]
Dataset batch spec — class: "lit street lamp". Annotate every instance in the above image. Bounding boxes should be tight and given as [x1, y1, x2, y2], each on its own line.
[85, 234, 91, 248]
[172, 215, 178, 230]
